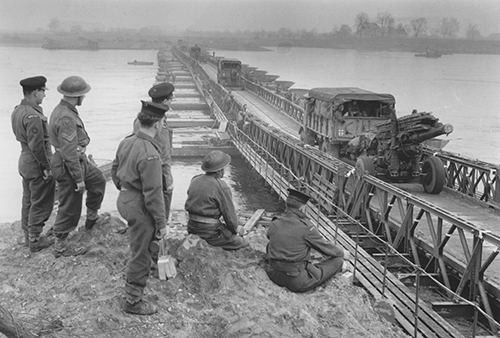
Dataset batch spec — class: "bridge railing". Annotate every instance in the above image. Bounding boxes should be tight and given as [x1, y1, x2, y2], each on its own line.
[241, 77, 304, 123]
[177, 49, 500, 333]
[239, 65, 500, 207]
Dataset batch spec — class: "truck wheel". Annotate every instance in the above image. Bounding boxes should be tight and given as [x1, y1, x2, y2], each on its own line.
[421, 156, 445, 194]
[355, 155, 375, 177]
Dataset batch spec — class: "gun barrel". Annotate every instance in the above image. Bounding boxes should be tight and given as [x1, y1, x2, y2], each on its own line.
[408, 123, 453, 143]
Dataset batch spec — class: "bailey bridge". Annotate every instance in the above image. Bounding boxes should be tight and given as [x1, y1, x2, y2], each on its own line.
[156, 47, 500, 337]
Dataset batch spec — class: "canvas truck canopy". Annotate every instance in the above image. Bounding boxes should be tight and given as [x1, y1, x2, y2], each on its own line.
[308, 87, 395, 107]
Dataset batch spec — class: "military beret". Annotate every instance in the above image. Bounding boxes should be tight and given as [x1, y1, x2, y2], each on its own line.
[287, 188, 310, 205]
[148, 82, 174, 100]
[140, 100, 169, 117]
[20, 76, 48, 91]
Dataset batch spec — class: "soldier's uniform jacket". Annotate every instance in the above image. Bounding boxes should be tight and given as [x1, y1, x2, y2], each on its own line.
[133, 117, 173, 188]
[48, 100, 90, 183]
[185, 174, 238, 234]
[266, 209, 344, 262]
[111, 131, 166, 229]
[11, 99, 52, 179]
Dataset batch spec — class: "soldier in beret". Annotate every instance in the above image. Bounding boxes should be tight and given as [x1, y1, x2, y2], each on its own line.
[48, 76, 106, 257]
[265, 188, 348, 292]
[112, 100, 169, 315]
[133, 82, 175, 278]
[11, 76, 55, 252]
[184, 150, 248, 250]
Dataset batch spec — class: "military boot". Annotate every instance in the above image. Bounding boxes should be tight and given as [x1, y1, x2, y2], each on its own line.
[17, 231, 29, 247]
[54, 237, 87, 258]
[123, 299, 158, 316]
[29, 234, 54, 253]
[85, 209, 99, 230]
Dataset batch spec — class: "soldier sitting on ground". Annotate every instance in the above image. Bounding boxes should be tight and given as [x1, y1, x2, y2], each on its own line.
[185, 150, 248, 250]
[265, 188, 349, 292]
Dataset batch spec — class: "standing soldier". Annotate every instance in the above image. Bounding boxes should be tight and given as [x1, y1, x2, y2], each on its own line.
[134, 82, 175, 223]
[185, 150, 248, 250]
[48, 75, 106, 257]
[11, 76, 55, 252]
[133, 82, 175, 278]
[265, 188, 347, 293]
[112, 101, 168, 315]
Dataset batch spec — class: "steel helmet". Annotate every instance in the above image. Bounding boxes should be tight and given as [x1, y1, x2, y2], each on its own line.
[201, 150, 231, 172]
[57, 76, 91, 97]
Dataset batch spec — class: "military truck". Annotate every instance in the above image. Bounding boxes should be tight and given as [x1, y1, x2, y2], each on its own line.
[301, 87, 453, 194]
[189, 44, 201, 61]
[217, 58, 243, 88]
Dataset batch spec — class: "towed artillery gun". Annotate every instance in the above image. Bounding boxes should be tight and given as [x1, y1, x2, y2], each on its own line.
[352, 110, 453, 194]
[300, 87, 453, 194]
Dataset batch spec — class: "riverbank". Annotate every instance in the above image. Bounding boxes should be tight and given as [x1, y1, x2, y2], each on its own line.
[3, 31, 500, 54]
[0, 210, 407, 337]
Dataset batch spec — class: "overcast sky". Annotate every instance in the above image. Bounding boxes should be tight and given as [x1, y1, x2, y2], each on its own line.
[1, 0, 500, 36]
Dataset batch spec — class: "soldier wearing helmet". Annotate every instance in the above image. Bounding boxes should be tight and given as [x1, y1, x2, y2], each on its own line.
[11, 76, 55, 252]
[184, 150, 248, 250]
[48, 75, 106, 257]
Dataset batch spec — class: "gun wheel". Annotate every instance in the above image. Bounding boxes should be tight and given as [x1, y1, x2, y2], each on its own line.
[355, 155, 375, 177]
[421, 156, 445, 194]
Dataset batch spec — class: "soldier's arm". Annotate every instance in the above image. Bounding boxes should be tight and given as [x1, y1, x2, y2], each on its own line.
[110, 146, 121, 190]
[25, 113, 50, 171]
[217, 180, 238, 233]
[138, 154, 166, 230]
[57, 116, 83, 183]
[305, 225, 344, 258]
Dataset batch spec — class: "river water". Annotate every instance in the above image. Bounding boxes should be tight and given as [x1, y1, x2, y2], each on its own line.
[1, 45, 499, 222]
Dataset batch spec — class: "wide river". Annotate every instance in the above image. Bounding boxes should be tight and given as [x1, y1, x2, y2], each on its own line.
[0, 45, 499, 222]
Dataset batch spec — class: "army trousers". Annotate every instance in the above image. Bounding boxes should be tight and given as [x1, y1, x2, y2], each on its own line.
[265, 257, 344, 293]
[53, 156, 106, 236]
[187, 219, 248, 250]
[21, 175, 55, 236]
[117, 189, 156, 304]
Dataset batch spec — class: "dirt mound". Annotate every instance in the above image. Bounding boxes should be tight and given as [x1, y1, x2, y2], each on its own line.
[0, 211, 407, 337]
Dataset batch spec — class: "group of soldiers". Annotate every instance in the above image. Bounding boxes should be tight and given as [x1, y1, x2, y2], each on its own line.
[12, 75, 349, 316]
[11, 75, 106, 258]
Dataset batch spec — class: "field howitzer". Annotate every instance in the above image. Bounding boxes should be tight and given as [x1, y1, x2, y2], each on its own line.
[354, 109, 453, 194]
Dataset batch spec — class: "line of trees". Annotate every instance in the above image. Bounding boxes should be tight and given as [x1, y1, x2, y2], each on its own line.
[351, 12, 480, 39]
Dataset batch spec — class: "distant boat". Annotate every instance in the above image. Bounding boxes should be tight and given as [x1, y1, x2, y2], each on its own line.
[414, 49, 442, 58]
[128, 60, 153, 65]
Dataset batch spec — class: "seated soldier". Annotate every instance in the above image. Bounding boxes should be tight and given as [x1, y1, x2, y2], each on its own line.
[265, 188, 348, 292]
[184, 150, 248, 250]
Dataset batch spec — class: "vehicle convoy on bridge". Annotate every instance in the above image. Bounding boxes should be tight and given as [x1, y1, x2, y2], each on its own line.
[300, 87, 453, 194]
[173, 45, 500, 336]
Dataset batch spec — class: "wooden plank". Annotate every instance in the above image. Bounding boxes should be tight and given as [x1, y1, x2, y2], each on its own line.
[243, 209, 266, 235]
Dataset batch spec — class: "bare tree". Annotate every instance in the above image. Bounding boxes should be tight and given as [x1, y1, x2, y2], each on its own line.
[337, 24, 353, 37]
[376, 12, 395, 36]
[410, 17, 427, 37]
[465, 24, 482, 40]
[354, 12, 370, 37]
[440, 17, 460, 38]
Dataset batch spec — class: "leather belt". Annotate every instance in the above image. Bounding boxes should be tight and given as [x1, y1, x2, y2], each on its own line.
[188, 214, 220, 224]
